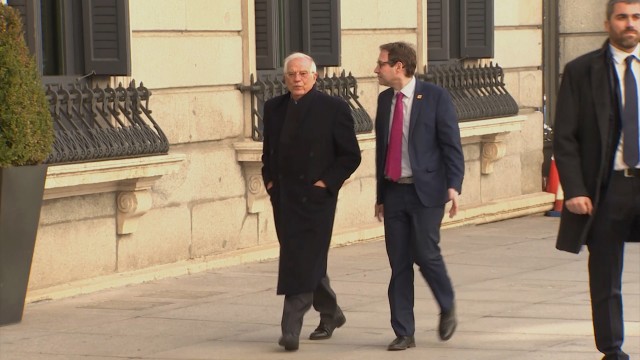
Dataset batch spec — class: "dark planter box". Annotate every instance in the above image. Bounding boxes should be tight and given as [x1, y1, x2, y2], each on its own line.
[0, 164, 47, 326]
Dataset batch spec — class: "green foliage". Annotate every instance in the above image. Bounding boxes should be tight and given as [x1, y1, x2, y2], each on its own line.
[0, 4, 53, 167]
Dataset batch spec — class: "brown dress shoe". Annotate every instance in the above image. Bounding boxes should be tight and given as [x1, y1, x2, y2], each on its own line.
[387, 336, 416, 351]
[309, 313, 346, 340]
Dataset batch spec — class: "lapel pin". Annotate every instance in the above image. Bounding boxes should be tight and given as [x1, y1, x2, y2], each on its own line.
[416, 94, 423, 99]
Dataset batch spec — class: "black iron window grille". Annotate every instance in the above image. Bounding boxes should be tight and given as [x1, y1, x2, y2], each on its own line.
[237, 71, 374, 141]
[44, 80, 169, 164]
[417, 62, 518, 121]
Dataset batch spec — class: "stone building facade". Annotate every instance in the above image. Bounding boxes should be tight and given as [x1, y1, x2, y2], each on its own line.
[6, 0, 558, 301]
[543, 0, 607, 127]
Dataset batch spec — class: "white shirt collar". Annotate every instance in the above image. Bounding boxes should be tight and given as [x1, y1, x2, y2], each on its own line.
[609, 43, 640, 64]
[396, 77, 416, 99]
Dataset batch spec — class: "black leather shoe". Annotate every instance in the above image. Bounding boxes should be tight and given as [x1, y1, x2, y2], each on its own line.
[309, 313, 346, 340]
[387, 336, 416, 351]
[602, 351, 630, 360]
[439, 304, 457, 341]
[278, 334, 299, 351]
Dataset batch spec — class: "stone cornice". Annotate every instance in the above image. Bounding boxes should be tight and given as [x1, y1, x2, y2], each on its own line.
[459, 115, 526, 139]
[233, 114, 527, 213]
[234, 115, 527, 212]
[44, 154, 186, 234]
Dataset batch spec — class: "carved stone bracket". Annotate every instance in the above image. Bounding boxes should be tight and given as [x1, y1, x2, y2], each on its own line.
[115, 176, 160, 235]
[117, 190, 153, 234]
[233, 141, 268, 214]
[44, 154, 186, 235]
[459, 115, 526, 175]
[246, 166, 268, 213]
[481, 133, 508, 174]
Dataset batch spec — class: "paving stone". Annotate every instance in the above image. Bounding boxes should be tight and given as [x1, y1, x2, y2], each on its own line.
[1, 215, 638, 360]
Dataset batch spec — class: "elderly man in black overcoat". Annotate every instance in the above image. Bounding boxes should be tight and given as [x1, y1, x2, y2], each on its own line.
[261, 52, 361, 351]
[553, 1, 640, 359]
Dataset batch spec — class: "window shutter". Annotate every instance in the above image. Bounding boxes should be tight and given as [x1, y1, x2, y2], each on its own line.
[82, 0, 131, 75]
[255, 0, 277, 70]
[301, 0, 340, 67]
[460, 0, 493, 58]
[427, 0, 450, 61]
[6, 0, 39, 57]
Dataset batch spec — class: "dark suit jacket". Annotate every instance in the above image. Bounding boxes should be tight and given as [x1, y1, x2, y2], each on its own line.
[262, 88, 361, 295]
[553, 42, 633, 253]
[375, 79, 464, 207]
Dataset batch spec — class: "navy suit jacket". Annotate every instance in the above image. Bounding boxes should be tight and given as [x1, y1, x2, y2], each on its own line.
[375, 79, 464, 207]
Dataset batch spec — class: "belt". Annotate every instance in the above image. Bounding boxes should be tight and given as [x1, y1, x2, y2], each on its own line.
[386, 176, 414, 184]
[617, 168, 640, 178]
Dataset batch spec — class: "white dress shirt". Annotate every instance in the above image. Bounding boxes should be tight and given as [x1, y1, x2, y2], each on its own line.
[610, 44, 640, 170]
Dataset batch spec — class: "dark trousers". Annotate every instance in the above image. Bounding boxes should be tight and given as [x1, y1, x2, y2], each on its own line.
[383, 182, 455, 336]
[587, 171, 639, 360]
[281, 276, 342, 336]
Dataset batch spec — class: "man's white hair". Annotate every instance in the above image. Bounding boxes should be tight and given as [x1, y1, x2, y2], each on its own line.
[283, 52, 317, 73]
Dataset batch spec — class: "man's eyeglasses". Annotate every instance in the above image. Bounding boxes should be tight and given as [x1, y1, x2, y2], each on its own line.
[376, 60, 395, 67]
[286, 71, 312, 79]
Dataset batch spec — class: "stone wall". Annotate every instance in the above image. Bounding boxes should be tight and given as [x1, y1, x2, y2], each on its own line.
[28, 0, 552, 300]
[558, 0, 607, 72]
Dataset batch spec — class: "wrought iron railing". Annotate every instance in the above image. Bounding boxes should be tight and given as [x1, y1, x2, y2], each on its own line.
[237, 71, 374, 141]
[417, 62, 518, 121]
[44, 80, 169, 164]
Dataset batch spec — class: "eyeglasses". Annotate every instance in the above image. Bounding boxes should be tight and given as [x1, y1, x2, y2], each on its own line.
[285, 71, 312, 79]
[376, 60, 395, 67]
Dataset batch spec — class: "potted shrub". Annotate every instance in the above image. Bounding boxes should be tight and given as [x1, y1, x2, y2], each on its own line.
[0, 4, 54, 326]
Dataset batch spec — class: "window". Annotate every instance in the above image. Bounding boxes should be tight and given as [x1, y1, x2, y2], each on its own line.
[427, 0, 494, 62]
[255, 0, 340, 71]
[7, 0, 131, 84]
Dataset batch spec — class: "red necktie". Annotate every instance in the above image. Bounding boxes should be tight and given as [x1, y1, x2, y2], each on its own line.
[385, 92, 404, 181]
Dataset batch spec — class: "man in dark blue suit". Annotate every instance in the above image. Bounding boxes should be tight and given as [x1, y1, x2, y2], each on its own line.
[373, 42, 464, 351]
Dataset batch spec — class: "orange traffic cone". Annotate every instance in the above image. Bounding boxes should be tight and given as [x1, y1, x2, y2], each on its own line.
[545, 156, 563, 217]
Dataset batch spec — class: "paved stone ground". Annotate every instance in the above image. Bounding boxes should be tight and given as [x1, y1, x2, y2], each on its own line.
[0, 215, 638, 359]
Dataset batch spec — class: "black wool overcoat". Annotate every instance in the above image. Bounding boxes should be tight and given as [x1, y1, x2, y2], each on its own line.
[261, 88, 361, 295]
[553, 42, 639, 254]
